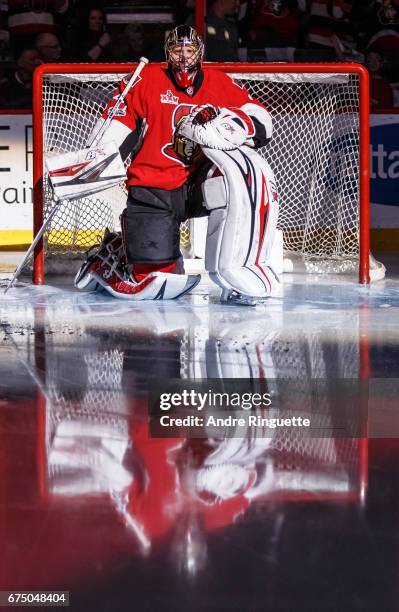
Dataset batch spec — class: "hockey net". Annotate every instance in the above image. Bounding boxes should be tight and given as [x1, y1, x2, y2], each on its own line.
[33, 62, 383, 284]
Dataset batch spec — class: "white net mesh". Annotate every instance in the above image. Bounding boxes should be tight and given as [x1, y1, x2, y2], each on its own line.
[42, 73, 128, 267]
[237, 73, 360, 256]
[38, 66, 365, 274]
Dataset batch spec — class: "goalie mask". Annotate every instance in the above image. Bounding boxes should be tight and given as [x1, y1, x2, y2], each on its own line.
[165, 25, 204, 89]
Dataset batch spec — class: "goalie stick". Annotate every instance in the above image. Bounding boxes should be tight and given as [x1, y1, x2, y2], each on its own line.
[4, 57, 149, 294]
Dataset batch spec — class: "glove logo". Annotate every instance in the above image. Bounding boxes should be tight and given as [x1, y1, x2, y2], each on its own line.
[221, 122, 235, 134]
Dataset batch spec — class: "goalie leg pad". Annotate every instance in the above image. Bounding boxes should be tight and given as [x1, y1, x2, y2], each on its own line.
[202, 175, 228, 210]
[203, 146, 282, 298]
[74, 230, 200, 300]
[92, 269, 201, 300]
[76, 255, 201, 300]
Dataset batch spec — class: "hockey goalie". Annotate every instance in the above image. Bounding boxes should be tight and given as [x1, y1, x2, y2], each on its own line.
[72, 25, 281, 303]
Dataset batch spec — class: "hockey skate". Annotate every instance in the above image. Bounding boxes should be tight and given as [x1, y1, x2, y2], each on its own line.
[74, 230, 201, 301]
[220, 289, 268, 307]
[74, 230, 124, 292]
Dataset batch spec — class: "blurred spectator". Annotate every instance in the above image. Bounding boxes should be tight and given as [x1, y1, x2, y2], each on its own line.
[35, 32, 62, 63]
[363, 0, 399, 85]
[366, 0, 399, 50]
[7, 0, 69, 53]
[186, 0, 239, 60]
[332, 2, 358, 56]
[65, 7, 111, 61]
[366, 49, 394, 108]
[246, 0, 301, 49]
[0, 47, 41, 108]
[108, 31, 131, 62]
[0, 13, 10, 61]
[304, 0, 357, 60]
[207, 0, 239, 60]
[124, 24, 148, 61]
[108, 26, 151, 63]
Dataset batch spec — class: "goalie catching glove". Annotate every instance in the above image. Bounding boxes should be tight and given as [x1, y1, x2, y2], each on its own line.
[177, 104, 260, 152]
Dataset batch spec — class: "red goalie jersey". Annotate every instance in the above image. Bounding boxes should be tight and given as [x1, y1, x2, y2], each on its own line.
[102, 64, 272, 191]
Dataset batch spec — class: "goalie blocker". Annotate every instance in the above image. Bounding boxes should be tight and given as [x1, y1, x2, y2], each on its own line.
[46, 141, 126, 201]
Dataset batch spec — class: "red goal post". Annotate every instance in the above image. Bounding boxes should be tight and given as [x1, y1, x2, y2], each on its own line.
[32, 62, 375, 284]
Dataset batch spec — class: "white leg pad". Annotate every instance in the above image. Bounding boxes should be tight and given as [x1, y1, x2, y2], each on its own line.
[202, 146, 282, 298]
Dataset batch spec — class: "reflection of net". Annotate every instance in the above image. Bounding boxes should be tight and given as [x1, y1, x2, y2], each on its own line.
[266, 427, 360, 497]
[269, 335, 359, 378]
[38, 67, 365, 275]
[198, 322, 365, 500]
[263, 334, 362, 498]
[45, 347, 130, 484]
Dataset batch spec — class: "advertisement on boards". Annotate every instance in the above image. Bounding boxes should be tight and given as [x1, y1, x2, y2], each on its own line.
[0, 112, 33, 245]
[370, 113, 399, 228]
[0, 111, 399, 246]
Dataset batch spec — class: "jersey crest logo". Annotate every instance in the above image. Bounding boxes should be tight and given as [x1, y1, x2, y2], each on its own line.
[161, 103, 196, 167]
[160, 90, 179, 105]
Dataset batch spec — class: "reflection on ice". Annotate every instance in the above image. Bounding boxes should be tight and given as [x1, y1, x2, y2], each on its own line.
[0, 265, 398, 600]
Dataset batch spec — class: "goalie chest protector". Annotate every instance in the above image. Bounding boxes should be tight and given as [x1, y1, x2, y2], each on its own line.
[104, 65, 267, 191]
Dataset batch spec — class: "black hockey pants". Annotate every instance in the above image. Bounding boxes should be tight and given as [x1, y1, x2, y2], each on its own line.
[123, 175, 209, 265]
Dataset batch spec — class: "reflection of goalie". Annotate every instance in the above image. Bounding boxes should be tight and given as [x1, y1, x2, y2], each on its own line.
[46, 404, 362, 575]
[73, 25, 281, 304]
[124, 418, 275, 572]
[45, 303, 363, 574]
[47, 413, 274, 572]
